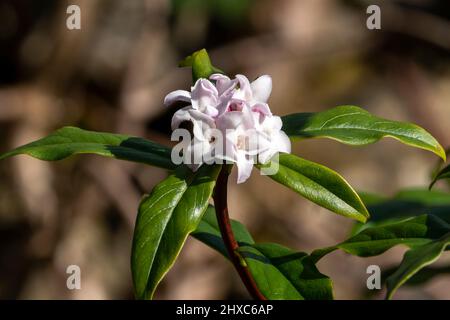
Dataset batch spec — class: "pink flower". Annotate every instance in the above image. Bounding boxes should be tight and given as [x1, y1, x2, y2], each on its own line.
[215, 104, 259, 183]
[165, 74, 291, 183]
[165, 78, 230, 117]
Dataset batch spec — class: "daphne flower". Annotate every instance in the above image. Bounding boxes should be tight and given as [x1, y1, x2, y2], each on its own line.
[171, 107, 216, 171]
[215, 103, 260, 183]
[210, 74, 272, 117]
[166, 73, 291, 183]
[209, 74, 238, 98]
[252, 112, 291, 164]
[165, 78, 229, 117]
[234, 74, 272, 106]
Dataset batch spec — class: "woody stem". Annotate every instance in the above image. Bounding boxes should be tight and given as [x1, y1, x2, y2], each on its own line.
[213, 165, 266, 300]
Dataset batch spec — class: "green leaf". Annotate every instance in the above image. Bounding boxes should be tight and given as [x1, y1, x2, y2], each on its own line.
[0, 126, 175, 170]
[382, 265, 450, 288]
[192, 207, 334, 300]
[351, 190, 450, 296]
[386, 232, 450, 299]
[179, 49, 223, 82]
[237, 245, 303, 300]
[282, 105, 446, 160]
[193, 206, 254, 257]
[131, 165, 220, 299]
[352, 188, 450, 235]
[245, 243, 334, 300]
[430, 164, 450, 189]
[312, 214, 450, 262]
[257, 153, 369, 223]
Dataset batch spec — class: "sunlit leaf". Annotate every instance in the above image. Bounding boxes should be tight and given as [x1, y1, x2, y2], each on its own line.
[386, 232, 450, 299]
[282, 106, 446, 160]
[132, 165, 220, 299]
[258, 153, 369, 223]
[0, 126, 175, 170]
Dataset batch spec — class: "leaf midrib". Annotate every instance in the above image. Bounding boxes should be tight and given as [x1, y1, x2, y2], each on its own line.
[4, 141, 174, 167]
[277, 163, 364, 219]
[296, 126, 431, 144]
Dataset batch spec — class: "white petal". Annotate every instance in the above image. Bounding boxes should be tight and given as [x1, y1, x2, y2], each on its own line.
[275, 131, 291, 154]
[171, 108, 215, 134]
[210, 73, 230, 82]
[251, 75, 272, 103]
[215, 136, 239, 163]
[216, 111, 245, 131]
[216, 104, 255, 132]
[234, 74, 253, 101]
[191, 78, 219, 111]
[255, 134, 275, 164]
[203, 105, 219, 118]
[269, 115, 283, 131]
[164, 90, 191, 107]
[257, 114, 282, 132]
[251, 102, 272, 117]
[171, 107, 192, 130]
[210, 74, 237, 96]
[236, 154, 254, 184]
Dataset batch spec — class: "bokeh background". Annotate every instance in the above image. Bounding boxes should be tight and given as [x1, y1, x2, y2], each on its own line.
[0, 0, 449, 299]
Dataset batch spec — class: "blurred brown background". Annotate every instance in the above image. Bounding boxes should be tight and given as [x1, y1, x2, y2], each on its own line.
[0, 0, 449, 299]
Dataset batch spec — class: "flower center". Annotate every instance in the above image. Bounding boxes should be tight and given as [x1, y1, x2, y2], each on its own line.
[227, 101, 244, 112]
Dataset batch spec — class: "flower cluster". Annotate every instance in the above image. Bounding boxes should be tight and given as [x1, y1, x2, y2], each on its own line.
[164, 74, 291, 183]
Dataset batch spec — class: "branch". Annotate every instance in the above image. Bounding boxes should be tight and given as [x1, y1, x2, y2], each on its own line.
[213, 165, 266, 300]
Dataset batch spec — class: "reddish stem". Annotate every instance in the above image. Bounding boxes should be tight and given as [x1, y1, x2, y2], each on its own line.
[213, 165, 266, 300]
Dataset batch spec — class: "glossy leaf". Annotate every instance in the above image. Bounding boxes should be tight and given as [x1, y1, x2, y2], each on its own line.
[0, 126, 175, 170]
[257, 153, 369, 223]
[386, 232, 450, 299]
[382, 265, 450, 287]
[192, 207, 333, 300]
[179, 48, 223, 82]
[282, 105, 446, 160]
[238, 245, 303, 300]
[244, 243, 334, 300]
[131, 165, 220, 299]
[192, 206, 254, 257]
[312, 214, 450, 262]
[430, 164, 450, 189]
[353, 188, 450, 234]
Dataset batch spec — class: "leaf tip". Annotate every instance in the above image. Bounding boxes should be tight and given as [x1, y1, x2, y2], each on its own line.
[436, 143, 447, 162]
[356, 213, 369, 224]
[354, 192, 370, 223]
[428, 179, 437, 191]
[0, 149, 16, 161]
